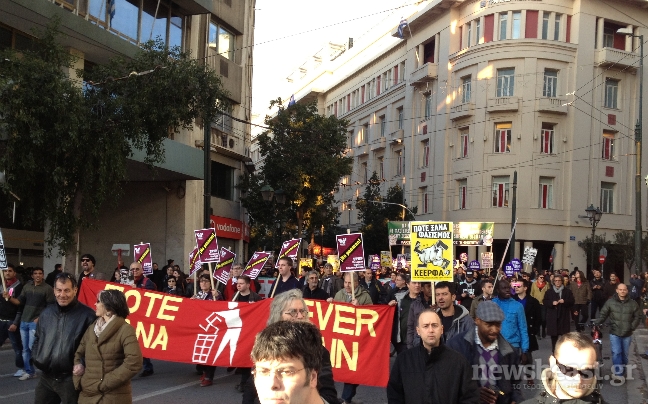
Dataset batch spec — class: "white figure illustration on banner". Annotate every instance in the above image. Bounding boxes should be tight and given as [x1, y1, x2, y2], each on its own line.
[413, 240, 451, 270]
[192, 302, 242, 366]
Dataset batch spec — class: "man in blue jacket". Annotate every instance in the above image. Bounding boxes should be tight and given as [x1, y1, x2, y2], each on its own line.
[492, 279, 529, 365]
[448, 301, 523, 404]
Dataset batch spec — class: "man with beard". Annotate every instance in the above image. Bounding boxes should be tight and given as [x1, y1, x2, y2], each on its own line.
[458, 269, 479, 311]
[434, 281, 475, 342]
[448, 301, 523, 404]
[513, 279, 542, 383]
[493, 279, 529, 365]
[603, 272, 619, 300]
[319, 263, 343, 299]
[520, 333, 604, 404]
[302, 270, 328, 300]
[76, 254, 96, 295]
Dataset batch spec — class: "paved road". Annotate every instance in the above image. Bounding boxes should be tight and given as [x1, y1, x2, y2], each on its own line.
[0, 325, 636, 404]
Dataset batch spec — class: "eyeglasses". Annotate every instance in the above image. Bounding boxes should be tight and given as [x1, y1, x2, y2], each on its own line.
[538, 277, 544, 280]
[81, 258, 91, 262]
[555, 359, 595, 379]
[283, 309, 309, 318]
[252, 367, 304, 380]
[199, 279, 211, 283]
[168, 279, 176, 282]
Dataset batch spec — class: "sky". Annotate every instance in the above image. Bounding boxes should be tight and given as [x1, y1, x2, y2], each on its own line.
[251, 0, 417, 121]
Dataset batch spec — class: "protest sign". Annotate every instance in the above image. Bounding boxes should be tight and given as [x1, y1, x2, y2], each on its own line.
[481, 252, 494, 269]
[453, 222, 494, 246]
[214, 247, 236, 284]
[369, 255, 381, 271]
[468, 260, 481, 272]
[522, 246, 538, 266]
[243, 251, 271, 279]
[387, 221, 410, 246]
[511, 258, 522, 273]
[299, 258, 314, 272]
[504, 263, 515, 277]
[188, 247, 202, 276]
[327, 255, 340, 272]
[380, 251, 392, 268]
[336, 233, 365, 271]
[194, 228, 219, 264]
[133, 243, 153, 275]
[410, 221, 453, 282]
[275, 239, 300, 268]
[79, 279, 394, 387]
[0, 228, 7, 270]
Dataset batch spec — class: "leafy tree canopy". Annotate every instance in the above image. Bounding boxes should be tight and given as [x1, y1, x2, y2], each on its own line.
[240, 98, 352, 251]
[0, 20, 229, 252]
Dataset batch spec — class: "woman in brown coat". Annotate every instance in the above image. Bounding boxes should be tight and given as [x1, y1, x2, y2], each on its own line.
[569, 269, 592, 332]
[73, 289, 142, 404]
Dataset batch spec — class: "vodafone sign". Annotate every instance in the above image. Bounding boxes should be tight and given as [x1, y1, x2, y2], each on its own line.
[210, 215, 250, 242]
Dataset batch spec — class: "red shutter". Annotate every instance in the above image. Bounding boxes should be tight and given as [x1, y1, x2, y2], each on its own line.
[566, 15, 571, 43]
[608, 114, 616, 125]
[525, 11, 538, 38]
[614, 32, 625, 50]
[421, 172, 426, 182]
[541, 185, 548, 208]
[484, 14, 494, 43]
[423, 125, 428, 135]
[498, 184, 504, 207]
[461, 187, 466, 209]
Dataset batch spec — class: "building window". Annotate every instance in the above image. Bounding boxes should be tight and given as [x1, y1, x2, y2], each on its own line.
[496, 68, 515, 97]
[495, 123, 512, 153]
[492, 176, 510, 207]
[378, 157, 384, 179]
[604, 79, 618, 109]
[542, 12, 549, 40]
[476, 19, 481, 44]
[377, 76, 381, 95]
[543, 70, 558, 97]
[540, 123, 555, 154]
[361, 86, 365, 104]
[461, 76, 472, 103]
[512, 12, 521, 39]
[398, 108, 404, 129]
[209, 21, 235, 60]
[603, 26, 614, 48]
[211, 161, 234, 200]
[359, 124, 368, 145]
[393, 65, 399, 85]
[422, 140, 430, 167]
[424, 41, 435, 63]
[467, 22, 473, 47]
[554, 14, 561, 40]
[458, 179, 467, 209]
[419, 187, 429, 214]
[499, 13, 508, 40]
[601, 182, 614, 213]
[362, 163, 368, 183]
[602, 131, 615, 160]
[539, 177, 553, 209]
[396, 151, 404, 176]
[424, 94, 432, 119]
[380, 115, 386, 137]
[460, 128, 469, 158]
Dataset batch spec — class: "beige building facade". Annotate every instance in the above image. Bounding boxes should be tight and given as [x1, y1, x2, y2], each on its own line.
[282, 0, 648, 277]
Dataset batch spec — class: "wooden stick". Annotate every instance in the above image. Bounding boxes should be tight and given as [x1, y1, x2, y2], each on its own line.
[351, 272, 356, 301]
[193, 268, 197, 298]
[232, 291, 240, 302]
[270, 275, 280, 298]
[208, 262, 215, 291]
[431, 282, 435, 305]
[1, 268, 7, 297]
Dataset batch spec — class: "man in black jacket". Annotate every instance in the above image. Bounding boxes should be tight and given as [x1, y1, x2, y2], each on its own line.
[387, 308, 479, 404]
[589, 269, 606, 319]
[359, 268, 387, 304]
[32, 272, 95, 404]
[0, 265, 24, 377]
[302, 270, 329, 300]
[447, 301, 523, 404]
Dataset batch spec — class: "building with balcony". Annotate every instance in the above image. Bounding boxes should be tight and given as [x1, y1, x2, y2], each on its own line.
[277, 0, 648, 277]
[1, 0, 254, 275]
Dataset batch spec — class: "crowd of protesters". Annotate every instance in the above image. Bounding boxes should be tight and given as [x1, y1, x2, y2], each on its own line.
[4, 253, 648, 404]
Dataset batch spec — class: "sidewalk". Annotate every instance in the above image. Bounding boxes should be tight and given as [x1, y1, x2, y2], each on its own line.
[629, 328, 648, 403]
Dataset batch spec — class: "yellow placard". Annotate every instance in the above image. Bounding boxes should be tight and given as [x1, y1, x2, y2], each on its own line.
[380, 251, 392, 268]
[327, 255, 340, 273]
[410, 221, 454, 282]
[299, 258, 313, 272]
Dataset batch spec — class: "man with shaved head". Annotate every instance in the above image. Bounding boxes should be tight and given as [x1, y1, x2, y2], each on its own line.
[387, 308, 479, 403]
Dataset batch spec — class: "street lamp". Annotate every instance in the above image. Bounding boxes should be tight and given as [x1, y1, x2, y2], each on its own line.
[617, 27, 643, 274]
[585, 204, 603, 271]
[369, 200, 416, 220]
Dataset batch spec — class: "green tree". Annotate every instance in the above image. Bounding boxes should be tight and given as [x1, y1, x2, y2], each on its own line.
[356, 174, 415, 255]
[0, 22, 229, 259]
[240, 98, 352, 251]
[613, 230, 636, 272]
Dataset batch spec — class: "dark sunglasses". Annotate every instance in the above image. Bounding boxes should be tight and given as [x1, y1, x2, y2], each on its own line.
[81, 258, 92, 262]
[555, 359, 595, 379]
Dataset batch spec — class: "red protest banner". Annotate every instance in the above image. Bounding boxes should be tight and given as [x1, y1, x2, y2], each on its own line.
[214, 247, 236, 284]
[194, 228, 219, 263]
[79, 279, 394, 387]
[243, 251, 271, 279]
[336, 233, 365, 271]
[275, 239, 300, 268]
[133, 243, 153, 275]
[188, 247, 202, 276]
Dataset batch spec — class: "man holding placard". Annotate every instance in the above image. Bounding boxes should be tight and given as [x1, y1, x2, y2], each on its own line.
[268, 257, 300, 297]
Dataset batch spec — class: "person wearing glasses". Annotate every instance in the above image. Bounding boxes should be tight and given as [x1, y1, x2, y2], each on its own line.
[302, 270, 329, 300]
[530, 272, 550, 339]
[520, 332, 603, 403]
[544, 274, 575, 353]
[447, 301, 523, 404]
[77, 254, 96, 295]
[30, 272, 95, 402]
[73, 289, 142, 403]
[596, 282, 642, 382]
[242, 289, 338, 404]
[251, 320, 327, 404]
[163, 276, 181, 295]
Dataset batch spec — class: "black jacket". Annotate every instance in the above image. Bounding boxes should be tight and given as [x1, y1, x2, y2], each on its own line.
[32, 299, 96, 376]
[302, 286, 329, 300]
[514, 294, 542, 352]
[590, 277, 605, 302]
[447, 327, 524, 404]
[0, 279, 23, 324]
[387, 343, 479, 404]
[358, 278, 387, 304]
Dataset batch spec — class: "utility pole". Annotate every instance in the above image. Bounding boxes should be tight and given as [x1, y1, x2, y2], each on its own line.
[510, 171, 517, 262]
[203, 120, 211, 229]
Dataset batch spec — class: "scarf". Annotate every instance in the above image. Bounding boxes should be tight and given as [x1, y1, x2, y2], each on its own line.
[552, 284, 564, 298]
[536, 280, 546, 289]
[94, 315, 115, 337]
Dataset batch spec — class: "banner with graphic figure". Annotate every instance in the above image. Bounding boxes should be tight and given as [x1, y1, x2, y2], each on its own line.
[410, 221, 454, 282]
[79, 279, 395, 387]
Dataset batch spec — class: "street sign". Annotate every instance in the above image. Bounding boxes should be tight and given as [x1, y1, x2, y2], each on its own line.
[599, 255, 606, 264]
